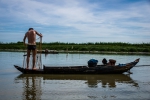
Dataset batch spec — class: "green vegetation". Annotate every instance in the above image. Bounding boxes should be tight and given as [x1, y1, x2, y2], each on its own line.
[0, 42, 150, 53]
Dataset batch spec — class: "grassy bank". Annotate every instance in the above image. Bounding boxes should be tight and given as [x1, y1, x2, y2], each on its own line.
[0, 42, 150, 54]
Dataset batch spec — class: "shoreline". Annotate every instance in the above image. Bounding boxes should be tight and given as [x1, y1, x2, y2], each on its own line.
[0, 49, 150, 55]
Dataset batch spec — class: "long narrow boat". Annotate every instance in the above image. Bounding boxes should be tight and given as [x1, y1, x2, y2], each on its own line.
[37, 50, 59, 54]
[14, 58, 140, 74]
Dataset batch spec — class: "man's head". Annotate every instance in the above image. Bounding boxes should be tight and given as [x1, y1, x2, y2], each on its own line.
[28, 28, 34, 31]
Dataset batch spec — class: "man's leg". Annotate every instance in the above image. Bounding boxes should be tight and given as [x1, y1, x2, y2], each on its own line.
[26, 50, 31, 69]
[32, 49, 37, 69]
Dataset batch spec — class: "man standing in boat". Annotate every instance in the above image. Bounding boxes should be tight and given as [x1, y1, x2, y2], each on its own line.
[23, 28, 43, 70]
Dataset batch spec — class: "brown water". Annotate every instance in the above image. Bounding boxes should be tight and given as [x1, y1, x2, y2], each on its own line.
[0, 52, 150, 100]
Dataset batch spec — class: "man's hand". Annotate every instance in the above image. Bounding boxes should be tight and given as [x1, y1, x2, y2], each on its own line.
[40, 33, 43, 37]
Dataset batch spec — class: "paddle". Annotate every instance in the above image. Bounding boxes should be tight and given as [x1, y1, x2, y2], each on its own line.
[135, 65, 150, 67]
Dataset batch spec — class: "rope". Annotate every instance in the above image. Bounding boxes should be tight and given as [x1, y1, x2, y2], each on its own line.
[36, 35, 42, 69]
[23, 43, 27, 69]
[39, 36, 42, 69]
[36, 37, 41, 40]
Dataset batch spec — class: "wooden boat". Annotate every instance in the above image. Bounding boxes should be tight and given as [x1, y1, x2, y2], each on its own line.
[37, 50, 59, 54]
[14, 58, 140, 74]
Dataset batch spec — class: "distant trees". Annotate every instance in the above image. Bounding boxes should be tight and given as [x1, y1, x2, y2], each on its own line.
[0, 42, 150, 52]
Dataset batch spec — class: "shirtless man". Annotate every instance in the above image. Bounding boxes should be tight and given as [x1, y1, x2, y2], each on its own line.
[23, 28, 43, 70]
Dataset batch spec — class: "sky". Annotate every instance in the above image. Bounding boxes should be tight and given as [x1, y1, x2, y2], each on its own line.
[0, 0, 150, 43]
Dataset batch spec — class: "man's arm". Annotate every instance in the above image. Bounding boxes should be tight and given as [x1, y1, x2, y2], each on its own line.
[23, 32, 27, 46]
[35, 31, 43, 37]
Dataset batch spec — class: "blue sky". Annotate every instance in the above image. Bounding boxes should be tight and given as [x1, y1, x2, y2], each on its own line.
[0, 0, 150, 43]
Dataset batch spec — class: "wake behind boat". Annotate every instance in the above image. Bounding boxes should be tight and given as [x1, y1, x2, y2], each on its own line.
[14, 58, 140, 74]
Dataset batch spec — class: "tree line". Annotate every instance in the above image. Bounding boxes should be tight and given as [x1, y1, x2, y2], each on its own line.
[0, 42, 150, 52]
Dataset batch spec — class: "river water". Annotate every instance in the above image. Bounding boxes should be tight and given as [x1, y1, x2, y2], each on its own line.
[0, 52, 150, 100]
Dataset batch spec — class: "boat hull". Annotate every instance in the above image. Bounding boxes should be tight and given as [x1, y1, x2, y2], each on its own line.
[14, 58, 139, 74]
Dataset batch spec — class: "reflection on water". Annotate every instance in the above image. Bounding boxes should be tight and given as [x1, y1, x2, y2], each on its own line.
[15, 74, 138, 100]
[1, 52, 150, 100]
[16, 76, 42, 100]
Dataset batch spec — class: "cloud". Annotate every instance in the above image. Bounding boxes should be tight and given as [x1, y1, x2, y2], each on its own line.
[0, 0, 150, 43]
